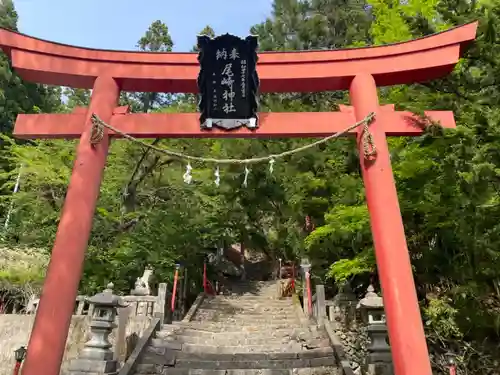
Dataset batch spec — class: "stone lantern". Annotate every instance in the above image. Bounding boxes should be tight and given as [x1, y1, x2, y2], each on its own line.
[358, 285, 385, 324]
[300, 257, 311, 273]
[68, 283, 127, 375]
[14, 346, 27, 363]
[358, 285, 393, 375]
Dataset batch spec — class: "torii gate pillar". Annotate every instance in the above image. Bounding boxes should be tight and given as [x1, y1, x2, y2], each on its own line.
[19, 76, 119, 375]
[351, 73, 431, 375]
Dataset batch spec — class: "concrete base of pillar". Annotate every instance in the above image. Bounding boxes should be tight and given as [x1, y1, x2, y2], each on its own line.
[67, 358, 119, 375]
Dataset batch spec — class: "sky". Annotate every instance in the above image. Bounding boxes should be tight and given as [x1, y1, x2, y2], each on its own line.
[12, 0, 273, 52]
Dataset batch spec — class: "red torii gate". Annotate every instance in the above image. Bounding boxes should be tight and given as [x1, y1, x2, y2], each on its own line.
[0, 22, 477, 375]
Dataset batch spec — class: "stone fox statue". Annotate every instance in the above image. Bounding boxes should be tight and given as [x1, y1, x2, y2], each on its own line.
[131, 267, 153, 296]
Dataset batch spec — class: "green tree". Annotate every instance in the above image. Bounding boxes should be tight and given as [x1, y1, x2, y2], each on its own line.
[63, 88, 90, 111]
[303, 0, 500, 371]
[137, 20, 174, 52]
[132, 20, 174, 112]
[0, 0, 62, 206]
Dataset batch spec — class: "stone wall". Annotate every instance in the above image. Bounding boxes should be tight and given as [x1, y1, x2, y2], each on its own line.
[310, 283, 390, 375]
[331, 312, 369, 373]
[0, 313, 153, 375]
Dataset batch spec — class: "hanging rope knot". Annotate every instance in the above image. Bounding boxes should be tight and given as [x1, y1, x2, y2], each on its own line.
[361, 112, 377, 159]
[90, 114, 105, 146]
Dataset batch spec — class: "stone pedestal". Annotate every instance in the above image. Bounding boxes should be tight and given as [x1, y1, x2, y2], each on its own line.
[67, 283, 126, 375]
[67, 359, 119, 375]
[130, 267, 153, 296]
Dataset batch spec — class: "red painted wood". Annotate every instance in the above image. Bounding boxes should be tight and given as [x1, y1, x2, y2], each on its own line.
[306, 271, 312, 316]
[12, 361, 21, 375]
[0, 23, 477, 93]
[350, 73, 432, 375]
[20, 76, 120, 375]
[203, 263, 207, 294]
[171, 268, 179, 312]
[13, 110, 455, 139]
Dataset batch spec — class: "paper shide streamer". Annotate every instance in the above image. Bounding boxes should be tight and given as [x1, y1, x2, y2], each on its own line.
[183, 163, 193, 184]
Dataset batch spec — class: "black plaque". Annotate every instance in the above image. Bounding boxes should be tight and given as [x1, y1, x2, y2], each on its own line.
[197, 33, 259, 130]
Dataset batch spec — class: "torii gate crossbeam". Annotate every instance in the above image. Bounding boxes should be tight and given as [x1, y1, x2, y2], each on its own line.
[0, 22, 477, 375]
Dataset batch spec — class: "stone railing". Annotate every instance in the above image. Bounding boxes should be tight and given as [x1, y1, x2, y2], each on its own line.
[13, 283, 169, 319]
[0, 282, 171, 375]
[60, 261, 200, 375]
[62, 280, 183, 375]
[307, 283, 393, 375]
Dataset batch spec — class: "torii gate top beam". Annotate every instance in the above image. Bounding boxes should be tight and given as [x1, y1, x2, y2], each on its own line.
[0, 22, 477, 93]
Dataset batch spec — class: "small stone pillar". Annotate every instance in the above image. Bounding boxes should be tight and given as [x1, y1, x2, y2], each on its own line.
[67, 283, 127, 375]
[358, 285, 393, 375]
[315, 284, 326, 326]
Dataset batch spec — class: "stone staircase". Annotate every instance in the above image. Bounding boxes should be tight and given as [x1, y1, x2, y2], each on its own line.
[134, 281, 340, 375]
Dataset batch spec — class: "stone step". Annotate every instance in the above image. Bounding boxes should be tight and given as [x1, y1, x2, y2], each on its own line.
[149, 340, 304, 353]
[216, 294, 281, 299]
[229, 289, 283, 293]
[194, 308, 294, 316]
[190, 315, 300, 326]
[203, 295, 290, 300]
[158, 327, 309, 339]
[203, 296, 290, 302]
[189, 312, 294, 319]
[196, 306, 294, 313]
[194, 312, 295, 319]
[223, 290, 280, 294]
[200, 302, 292, 309]
[144, 346, 334, 362]
[156, 334, 298, 346]
[199, 306, 294, 311]
[154, 332, 328, 347]
[149, 340, 331, 353]
[150, 341, 303, 353]
[179, 349, 335, 361]
[174, 357, 336, 370]
[221, 287, 280, 291]
[194, 308, 296, 315]
[172, 322, 302, 332]
[191, 317, 300, 324]
[201, 302, 291, 307]
[135, 367, 340, 375]
[140, 356, 336, 371]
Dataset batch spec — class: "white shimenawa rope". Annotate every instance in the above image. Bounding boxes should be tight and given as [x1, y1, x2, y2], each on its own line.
[90, 112, 376, 165]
